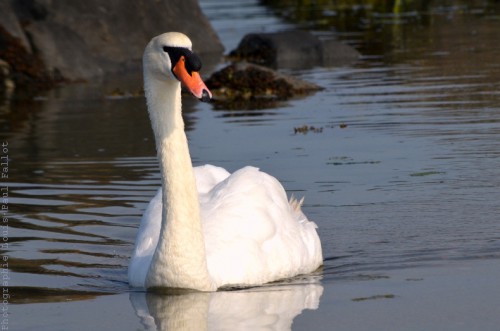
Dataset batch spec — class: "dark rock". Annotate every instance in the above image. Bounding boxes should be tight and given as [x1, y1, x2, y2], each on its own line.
[0, 0, 223, 89]
[321, 38, 362, 67]
[0, 0, 32, 52]
[0, 59, 15, 98]
[24, 22, 106, 80]
[206, 62, 322, 110]
[230, 30, 360, 69]
[0, 25, 60, 95]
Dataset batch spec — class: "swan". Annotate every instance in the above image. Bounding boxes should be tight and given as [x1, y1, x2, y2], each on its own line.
[128, 32, 323, 291]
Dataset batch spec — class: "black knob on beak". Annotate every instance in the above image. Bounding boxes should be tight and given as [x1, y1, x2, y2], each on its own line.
[200, 89, 211, 102]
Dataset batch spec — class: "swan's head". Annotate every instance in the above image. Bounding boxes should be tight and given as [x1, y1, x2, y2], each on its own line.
[143, 32, 212, 102]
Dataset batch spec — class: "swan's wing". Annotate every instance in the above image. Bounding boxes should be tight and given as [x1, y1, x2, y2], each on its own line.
[201, 166, 323, 286]
[194, 164, 231, 194]
[128, 188, 162, 287]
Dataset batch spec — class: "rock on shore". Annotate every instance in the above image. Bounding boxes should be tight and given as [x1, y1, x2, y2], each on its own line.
[230, 30, 360, 69]
[206, 62, 322, 109]
[0, 0, 223, 92]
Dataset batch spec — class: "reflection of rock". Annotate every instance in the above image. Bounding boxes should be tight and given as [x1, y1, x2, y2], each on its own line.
[206, 62, 322, 110]
[230, 30, 360, 69]
[130, 281, 323, 331]
[0, 0, 223, 90]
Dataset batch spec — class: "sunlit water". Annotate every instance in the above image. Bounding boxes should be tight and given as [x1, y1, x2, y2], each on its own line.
[2, 0, 500, 330]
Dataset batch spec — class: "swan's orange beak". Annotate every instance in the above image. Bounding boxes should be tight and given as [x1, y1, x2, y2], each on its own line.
[173, 56, 212, 102]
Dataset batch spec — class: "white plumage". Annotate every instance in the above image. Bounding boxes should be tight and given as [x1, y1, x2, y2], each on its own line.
[128, 32, 323, 291]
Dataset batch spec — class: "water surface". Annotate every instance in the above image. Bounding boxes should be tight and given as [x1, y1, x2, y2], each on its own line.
[2, 0, 500, 329]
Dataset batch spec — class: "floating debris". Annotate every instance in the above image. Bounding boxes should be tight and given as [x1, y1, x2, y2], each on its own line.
[409, 171, 445, 177]
[353, 274, 390, 281]
[352, 294, 396, 302]
[292, 123, 349, 135]
[294, 125, 323, 134]
[105, 87, 144, 99]
[327, 156, 380, 166]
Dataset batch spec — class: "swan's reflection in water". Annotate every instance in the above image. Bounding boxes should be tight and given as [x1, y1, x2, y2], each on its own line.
[130, 280, 323, 331]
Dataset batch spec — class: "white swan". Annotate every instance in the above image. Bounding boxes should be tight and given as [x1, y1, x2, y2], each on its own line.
[128, 32, 323, 291]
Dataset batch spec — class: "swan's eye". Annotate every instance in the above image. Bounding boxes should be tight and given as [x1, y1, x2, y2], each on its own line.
[162, 46, 202, 75]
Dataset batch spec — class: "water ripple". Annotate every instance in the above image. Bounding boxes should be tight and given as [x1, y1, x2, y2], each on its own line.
[6, 158, 158, 298]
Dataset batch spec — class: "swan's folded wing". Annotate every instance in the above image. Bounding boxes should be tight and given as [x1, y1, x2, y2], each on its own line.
[128, 188, 163, 287]
[194, 164, 231, 194]
[200, 166, 322, 286]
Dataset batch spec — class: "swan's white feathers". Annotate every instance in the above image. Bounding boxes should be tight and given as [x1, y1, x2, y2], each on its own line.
[193, 164, 230, 194]
[150, 32, 192, 50]
[198, 168, 323, 287]
[128, 188, 162, 287]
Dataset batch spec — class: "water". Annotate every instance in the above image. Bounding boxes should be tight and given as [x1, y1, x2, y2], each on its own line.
[3, 0, 500, 329]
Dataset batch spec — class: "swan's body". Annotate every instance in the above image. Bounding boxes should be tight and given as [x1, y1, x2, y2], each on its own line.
[128, 32, 323, 291]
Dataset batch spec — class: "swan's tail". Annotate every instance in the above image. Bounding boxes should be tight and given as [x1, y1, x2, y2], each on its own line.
[289, 195, 319, 230]
[289, 195, 305, 213]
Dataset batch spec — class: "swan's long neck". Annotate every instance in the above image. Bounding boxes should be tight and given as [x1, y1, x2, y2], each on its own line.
[144, 74, 215, 291]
